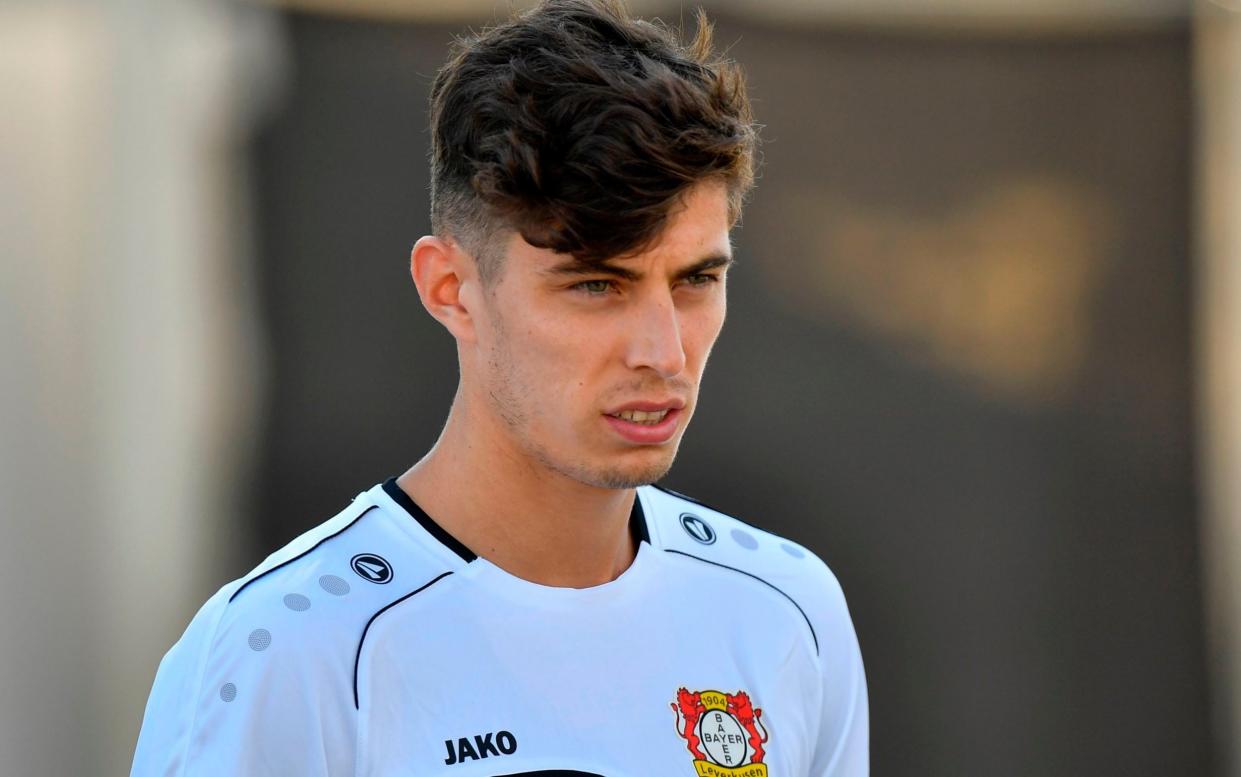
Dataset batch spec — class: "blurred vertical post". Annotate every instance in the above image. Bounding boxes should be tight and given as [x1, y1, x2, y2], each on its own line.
[0, 2, 280, 774]
[1196, 1, 1241, 774]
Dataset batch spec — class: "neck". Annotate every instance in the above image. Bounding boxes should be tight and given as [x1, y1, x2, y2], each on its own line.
[395, 395, 641, 588]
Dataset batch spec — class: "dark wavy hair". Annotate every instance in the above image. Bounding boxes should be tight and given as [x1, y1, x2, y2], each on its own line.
[428, 0, 757, 282]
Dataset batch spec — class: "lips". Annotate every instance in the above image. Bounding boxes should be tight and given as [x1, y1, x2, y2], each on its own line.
[603, 402, 684, 444]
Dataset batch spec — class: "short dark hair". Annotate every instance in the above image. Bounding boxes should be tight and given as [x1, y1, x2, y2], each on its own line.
[428, 0, 757, 282]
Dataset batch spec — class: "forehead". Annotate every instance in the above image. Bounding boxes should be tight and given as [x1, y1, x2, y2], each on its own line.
[642, 181, 733, 260]
[502, 181, 734, 275]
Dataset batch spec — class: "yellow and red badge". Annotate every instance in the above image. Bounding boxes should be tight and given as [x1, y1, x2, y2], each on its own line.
[670, 688, 770, 777]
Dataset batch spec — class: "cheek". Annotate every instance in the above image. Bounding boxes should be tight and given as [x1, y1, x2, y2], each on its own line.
[504, 314, 604, 411]
[684, 299, 727, 367]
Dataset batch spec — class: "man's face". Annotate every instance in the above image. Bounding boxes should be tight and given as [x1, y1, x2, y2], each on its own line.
[469, 181, 732, 489]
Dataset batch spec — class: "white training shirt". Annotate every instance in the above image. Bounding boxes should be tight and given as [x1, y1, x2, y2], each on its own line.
[131, 479, 868, 776]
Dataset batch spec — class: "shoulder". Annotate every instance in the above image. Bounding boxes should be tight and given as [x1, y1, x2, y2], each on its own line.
[132, 485, 467, 775]
[204, 485, 465, 694]
[207, 499, 386, 678]
[637, 484, 855, 659]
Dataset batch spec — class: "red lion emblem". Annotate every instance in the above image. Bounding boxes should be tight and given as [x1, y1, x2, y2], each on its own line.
[726, 690, 768, 764]
[671, 688, 707, 760]
[670, 688, 769, 770]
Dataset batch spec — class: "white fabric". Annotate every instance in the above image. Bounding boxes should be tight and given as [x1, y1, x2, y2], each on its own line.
[131, 483, 868, 776]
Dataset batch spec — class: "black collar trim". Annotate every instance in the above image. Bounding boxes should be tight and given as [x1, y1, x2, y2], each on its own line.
[382, 477, 477, 562]
[382, 477, 651, 561]
[631, 492, 651, 546]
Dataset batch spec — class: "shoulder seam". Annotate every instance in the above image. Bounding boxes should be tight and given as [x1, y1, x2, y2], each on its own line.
[228, 504, 378, 604]
[353, 570, 455, 709]
[664, 548, 819, 655]
[651, 484, 775, 537]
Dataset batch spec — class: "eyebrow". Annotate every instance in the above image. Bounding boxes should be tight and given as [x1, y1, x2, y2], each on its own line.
[545, 252, 734, 282]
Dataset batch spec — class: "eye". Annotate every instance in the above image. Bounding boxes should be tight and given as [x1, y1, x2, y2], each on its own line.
[572, 279, 616, 295]
[683, 273, 721, 288]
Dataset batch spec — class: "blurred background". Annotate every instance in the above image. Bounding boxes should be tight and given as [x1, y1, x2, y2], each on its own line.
[2, 0, 1239, 774]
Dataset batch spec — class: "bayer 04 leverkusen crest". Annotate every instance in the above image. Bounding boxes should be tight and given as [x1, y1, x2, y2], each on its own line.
[670, 688, 770, 777]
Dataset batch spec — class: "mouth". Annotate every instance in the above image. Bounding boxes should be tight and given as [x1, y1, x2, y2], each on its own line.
[602, 403, 685, 444]
[607, 408, 673, 425]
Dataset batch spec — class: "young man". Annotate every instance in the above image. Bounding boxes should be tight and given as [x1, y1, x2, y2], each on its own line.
[130, 1, 868, 775]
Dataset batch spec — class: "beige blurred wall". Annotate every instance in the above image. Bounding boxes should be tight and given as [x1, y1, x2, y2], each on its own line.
[0, 2, 277, 774]
[1197, 2, 1241, 776]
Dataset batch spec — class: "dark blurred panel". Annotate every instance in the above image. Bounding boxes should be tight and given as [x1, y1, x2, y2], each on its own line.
[249, 11, 1206, 777]
[250, 15, 459, 531]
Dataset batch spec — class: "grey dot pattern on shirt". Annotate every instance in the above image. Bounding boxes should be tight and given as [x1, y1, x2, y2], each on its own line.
[248, 628, 272, 652]
[730, 528, 759, 550]
[319, 574, 350, 596]
[781, 542, 806, 559]
[283, 593, 311, 611]
[220, 683, 237, 703]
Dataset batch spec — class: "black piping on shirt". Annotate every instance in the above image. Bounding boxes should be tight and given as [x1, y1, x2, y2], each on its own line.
[664, 548, 819, 654]
[228, 505, 377, 604]
[651, 483, 723, 513]
[353, 570, 455, 709]
[382, 478, 477, 562]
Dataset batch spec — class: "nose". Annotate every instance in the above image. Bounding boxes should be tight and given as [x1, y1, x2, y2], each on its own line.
[625, 289, 687, 378]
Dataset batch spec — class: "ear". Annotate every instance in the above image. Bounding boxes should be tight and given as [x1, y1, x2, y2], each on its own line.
[410, 235, 479, 343]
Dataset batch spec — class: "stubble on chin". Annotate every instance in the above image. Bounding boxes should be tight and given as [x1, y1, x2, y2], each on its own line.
[553, 451, 678, 490]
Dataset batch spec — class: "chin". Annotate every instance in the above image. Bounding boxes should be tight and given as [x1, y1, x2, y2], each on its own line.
[523, 426, 685, 489]
[570, 449, 679, 490]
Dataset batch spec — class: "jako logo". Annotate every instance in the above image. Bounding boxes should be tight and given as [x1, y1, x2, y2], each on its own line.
[679, 513, 716, 545]
[350, 553, 393, 584]
[443, 730, 517, 765]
